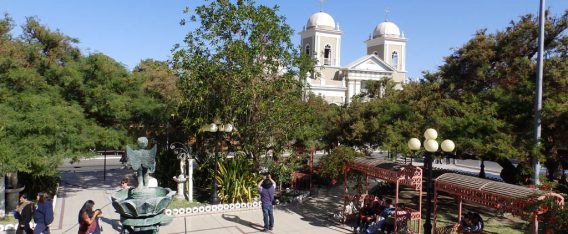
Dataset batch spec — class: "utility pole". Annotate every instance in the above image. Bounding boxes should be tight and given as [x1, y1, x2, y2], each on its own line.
[533, 0, 545, 186]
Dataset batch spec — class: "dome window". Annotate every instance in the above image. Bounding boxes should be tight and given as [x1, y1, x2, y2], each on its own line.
[391, 51, 398, 68]
[324, 45, 331, 65]
[305, 44, 311, 55]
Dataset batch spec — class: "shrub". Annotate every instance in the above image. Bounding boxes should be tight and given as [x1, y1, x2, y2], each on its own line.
[317, 146, 363, 181]
[216, 153, 259, 203]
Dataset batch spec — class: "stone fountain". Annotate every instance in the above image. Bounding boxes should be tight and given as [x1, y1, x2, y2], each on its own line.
[112, 137, 175, 234]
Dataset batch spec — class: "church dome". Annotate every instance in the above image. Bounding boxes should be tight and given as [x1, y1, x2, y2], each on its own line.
[306, 12, 336, 30]
[372, 21, 401, 38]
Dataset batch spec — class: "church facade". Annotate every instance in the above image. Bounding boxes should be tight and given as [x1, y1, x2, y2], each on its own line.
[300, 11, 407, 105]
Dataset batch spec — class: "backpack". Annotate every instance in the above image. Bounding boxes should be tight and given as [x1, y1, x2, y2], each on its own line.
[45, 201, 54, 225]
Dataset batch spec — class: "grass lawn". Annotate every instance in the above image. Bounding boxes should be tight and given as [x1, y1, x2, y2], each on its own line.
[433, 212, 528, 234]
[0, 216, 16, 225]
[167, 198, 203, 209]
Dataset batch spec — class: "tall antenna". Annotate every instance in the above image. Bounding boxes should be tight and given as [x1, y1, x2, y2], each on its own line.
[384, 8, 390, 21]
[319, 0, 325, 12]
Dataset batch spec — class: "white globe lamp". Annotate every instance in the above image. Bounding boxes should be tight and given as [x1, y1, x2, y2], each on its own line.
[408, 138, 421, 151]
[441, 140, 455, 153]
[424, 128, 438, 140]
[424, 139, 439, 152]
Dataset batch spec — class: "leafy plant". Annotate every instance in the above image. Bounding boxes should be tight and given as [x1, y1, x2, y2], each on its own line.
[215, 153, 259, 203]
[269, 151, 305, 191]
[523, 196, 568, 233]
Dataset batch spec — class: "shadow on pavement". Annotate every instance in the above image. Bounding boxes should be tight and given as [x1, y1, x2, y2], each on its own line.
[100, 216, 122, 232]
[221, 214, 265, 231]
[276, 185, 352, 233]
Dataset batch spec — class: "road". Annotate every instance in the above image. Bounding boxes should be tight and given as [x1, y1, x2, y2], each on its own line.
[57, 156, 123, 172]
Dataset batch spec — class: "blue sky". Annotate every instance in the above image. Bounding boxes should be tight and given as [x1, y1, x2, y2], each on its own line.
[2, 0, 567, 79]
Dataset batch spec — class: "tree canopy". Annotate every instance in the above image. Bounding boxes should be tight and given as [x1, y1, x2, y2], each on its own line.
[172, 0, 314, 164]
[0, 16, 169, 176]
[329, 10, 568, 184]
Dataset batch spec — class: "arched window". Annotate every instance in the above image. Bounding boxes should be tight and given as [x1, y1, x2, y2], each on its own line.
[305, 44, 310, 55]
[324, 45, 331, 65]
[391, 51, 399, 68]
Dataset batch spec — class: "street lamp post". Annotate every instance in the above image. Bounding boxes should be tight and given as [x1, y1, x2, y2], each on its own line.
[204, 122, 233, 205]
[408, 129, 455, 234]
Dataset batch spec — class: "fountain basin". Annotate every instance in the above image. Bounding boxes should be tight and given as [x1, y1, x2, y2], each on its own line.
[111, 187, 175, 227]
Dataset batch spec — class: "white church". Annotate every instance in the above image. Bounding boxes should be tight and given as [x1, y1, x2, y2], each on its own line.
[300, 11, 407, 105]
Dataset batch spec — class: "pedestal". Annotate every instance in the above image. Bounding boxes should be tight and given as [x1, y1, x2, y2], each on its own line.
[172, 175, 187, 200]
[5, 186, 25, 212]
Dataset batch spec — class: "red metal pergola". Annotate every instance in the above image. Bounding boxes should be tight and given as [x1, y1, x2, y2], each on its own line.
[434, 173, 565, 233]
[343, 157, 423, 233]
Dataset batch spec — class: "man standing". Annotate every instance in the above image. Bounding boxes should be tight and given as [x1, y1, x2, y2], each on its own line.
[258, 174, 276, 232]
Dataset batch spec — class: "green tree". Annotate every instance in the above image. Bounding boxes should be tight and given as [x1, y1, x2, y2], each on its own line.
[131, 59, 180, 137]
[0, 17, 118, 177]
[317, 145, 363, 183]
[425, 10, 568, 183]
[172, 0, 313, 165]
[0, 16, 169, 186]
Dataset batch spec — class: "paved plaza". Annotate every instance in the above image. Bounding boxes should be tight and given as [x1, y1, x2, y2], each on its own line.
[51, 167, 352, 234]
[41, 153, 501, 234]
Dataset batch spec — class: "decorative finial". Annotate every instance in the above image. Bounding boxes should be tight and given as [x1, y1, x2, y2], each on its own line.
[319, 0, 325, 12]
[384, 8, 390, 22]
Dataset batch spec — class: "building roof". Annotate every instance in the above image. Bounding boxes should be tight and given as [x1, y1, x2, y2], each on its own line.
[348, 157, 422, 190]
[344, 54, 395, 72]
[306, 11, 336, 30]
[373, 21, 402, 38]
[435, 173, 564, 215]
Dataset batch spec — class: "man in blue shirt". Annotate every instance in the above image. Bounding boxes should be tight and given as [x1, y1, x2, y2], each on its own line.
[258, 174, 276, 232]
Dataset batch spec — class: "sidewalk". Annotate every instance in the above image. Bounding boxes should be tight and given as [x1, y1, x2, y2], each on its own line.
[52, 168, 352, 234]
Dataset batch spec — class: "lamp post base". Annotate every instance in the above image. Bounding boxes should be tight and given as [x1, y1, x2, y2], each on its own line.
[424, 222, 432, 234]
[211, 195, 219, 205]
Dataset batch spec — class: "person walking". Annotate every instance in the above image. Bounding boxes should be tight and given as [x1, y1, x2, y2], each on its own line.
[258, 174, 276, 232]
[33, 192, 54, 234]
[120, 177, 131, 190]
[78, 200, 103, 234]
[14, 194, 34, 234]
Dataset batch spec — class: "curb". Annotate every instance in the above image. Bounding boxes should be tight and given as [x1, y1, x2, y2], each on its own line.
[165, 201, 261, 217]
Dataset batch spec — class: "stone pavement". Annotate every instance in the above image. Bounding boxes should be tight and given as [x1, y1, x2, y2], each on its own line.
[52, 168, 352, 234]
[49, 153, 504, 234]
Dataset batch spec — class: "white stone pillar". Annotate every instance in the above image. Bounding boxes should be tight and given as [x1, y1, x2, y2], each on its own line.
[0, 175, 5, 216]
[188, 159, 196, 202]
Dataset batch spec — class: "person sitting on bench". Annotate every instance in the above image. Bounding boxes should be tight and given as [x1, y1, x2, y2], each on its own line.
[354, 198, 375, 233]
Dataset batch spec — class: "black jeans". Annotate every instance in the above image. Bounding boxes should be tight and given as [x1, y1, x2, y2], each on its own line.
[16, 224, 33, 234]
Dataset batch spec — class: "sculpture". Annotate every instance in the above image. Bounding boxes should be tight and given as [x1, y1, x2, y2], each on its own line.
[169, 142, 198, 201]
[112, 137, 175, 234]
[126, 137, 157, 188]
